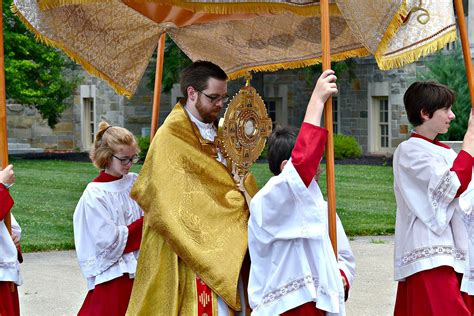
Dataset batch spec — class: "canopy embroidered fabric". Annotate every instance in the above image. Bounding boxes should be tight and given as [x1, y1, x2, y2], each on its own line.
[12, 0, 456, 96]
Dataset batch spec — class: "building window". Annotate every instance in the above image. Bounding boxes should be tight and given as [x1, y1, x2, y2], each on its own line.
[82, 97, 95, 150]
[333, 97, 339, 133]
[267, 100, 277, 126]
[266, 98, 285, 127]
[379, 98, 389, 148]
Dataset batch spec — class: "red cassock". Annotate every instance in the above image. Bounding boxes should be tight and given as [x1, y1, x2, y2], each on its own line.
[77, 172, 143, 316]
[0, 186, 20, 316]
[394, 134, 474, 316]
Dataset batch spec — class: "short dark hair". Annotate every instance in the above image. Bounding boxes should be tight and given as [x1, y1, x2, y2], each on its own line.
[267, 125, 298, 176]
[180, 60, 228, 99]
[404, 81, 455, 126]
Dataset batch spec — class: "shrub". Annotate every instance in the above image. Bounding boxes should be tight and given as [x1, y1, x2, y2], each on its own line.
[137, 136, 150, 162]
[258, 143, 268, 160]
[333, 134, 362, 160]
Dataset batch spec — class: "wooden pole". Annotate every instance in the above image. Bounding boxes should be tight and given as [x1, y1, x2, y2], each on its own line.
[150, 33, 166, 141]
[0, 3, 15, 293]
[454, 0, 474, 108]
[0, 1, 11, 235]
[320, 0, 337, 256]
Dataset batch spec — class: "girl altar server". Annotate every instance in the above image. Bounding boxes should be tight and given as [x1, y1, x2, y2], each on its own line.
[74, 121, 144, 315]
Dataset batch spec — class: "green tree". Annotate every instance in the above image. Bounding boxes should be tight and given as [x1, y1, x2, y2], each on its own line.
[147, 35, 192, 93]
[3, 0, 78, 128]
[303, 58, 357, 86]
[419, 44, 469, 141]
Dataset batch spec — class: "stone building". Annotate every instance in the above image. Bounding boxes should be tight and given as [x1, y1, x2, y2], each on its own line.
[1, 52, 449, 156]
[6, 0, 474, 155]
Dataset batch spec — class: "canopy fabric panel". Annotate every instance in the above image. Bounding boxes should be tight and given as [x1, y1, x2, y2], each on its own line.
[12, 0, 456, 96]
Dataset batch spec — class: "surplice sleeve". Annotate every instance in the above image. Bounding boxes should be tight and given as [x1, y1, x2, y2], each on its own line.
[250, 161, 327, 243]
[395, 145, 460, 235]
[73, 188, 129, 278]
[336, 215, 355, 287]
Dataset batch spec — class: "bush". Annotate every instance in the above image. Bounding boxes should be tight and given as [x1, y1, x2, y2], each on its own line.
[137, 136, 150, 162]
[333, 134, 362, 160]
[258, 143, 268, 160]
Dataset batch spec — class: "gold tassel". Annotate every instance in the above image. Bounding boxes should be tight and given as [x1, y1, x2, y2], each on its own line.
[11, 3, 133, 97]
[37, 0, 113, 11]
[374, 1, 408, 59]
[38, 0, 341, 17]
[227, 47, 370, 80]
[376, 29, 457, 70]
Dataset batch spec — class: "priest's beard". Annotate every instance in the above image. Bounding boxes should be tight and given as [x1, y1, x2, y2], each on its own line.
[196, 97, 221, 123]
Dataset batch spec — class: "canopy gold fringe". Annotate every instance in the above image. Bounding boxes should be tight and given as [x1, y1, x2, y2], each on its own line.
[227, 47, 370, 80]
[11, 3, 134, 97]
[38, 0, 110, 10]
[131, 0, 340, 16]
[38, 0, 340, 16]
[376, 29, 457, 70]
[374, 1, 408, 60]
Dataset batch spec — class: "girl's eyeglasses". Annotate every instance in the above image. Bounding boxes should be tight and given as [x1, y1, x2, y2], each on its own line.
[112, 155, 139, 165]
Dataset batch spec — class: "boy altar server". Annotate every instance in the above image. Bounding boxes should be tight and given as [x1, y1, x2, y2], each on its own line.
[248, 70, 355, 316]
[393, 81, 474, 315]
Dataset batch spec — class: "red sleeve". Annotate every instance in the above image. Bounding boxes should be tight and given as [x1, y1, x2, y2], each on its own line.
[340, 269, 350, 301]
[123, 217, 144, 254]
[451, 150, 473, 197]
[291, 122, 328, 187]
[0, 186, 14, 221]
[17, 244, 23, 264]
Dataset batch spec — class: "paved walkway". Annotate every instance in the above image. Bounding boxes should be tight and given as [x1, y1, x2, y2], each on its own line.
[18, 236, 396, 315]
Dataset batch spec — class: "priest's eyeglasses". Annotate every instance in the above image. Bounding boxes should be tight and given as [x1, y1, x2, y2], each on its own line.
[112, 155, 139, 165]
[197, 90, 230, 104]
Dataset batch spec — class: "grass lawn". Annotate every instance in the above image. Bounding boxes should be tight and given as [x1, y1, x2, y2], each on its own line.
[8, 159, 395, 252]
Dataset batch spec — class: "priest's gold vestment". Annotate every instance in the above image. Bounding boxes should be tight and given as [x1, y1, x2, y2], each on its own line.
[127, 103, 257, 315]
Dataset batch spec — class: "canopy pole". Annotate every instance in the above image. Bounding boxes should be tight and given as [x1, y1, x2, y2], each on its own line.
[150, 33, 166, 141]
[321, 0, 337, 256]
[0, 4, 14, 293]
[0, 2, 11, 234]
[454, 0, 474, 108]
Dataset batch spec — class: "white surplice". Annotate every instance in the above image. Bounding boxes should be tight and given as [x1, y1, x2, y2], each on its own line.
[457, 180, 474, 294]
[248, 160, 348, 316]
[393, 137, 468, 281]
[0, 214, 22, 285]
[73, 172, 143, 290]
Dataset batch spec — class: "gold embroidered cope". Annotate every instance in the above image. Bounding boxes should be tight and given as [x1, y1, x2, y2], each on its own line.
[127, 103, 258, 315]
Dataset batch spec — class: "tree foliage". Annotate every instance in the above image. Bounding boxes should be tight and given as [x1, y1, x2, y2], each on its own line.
[303, 58, 357, 86]
[3, 0, 78, 128]
[419, 44, 469, 141]
[147, 35, 192, 93]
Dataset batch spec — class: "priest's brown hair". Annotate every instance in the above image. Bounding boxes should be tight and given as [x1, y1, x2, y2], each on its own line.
[180, 60, 228, 102]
